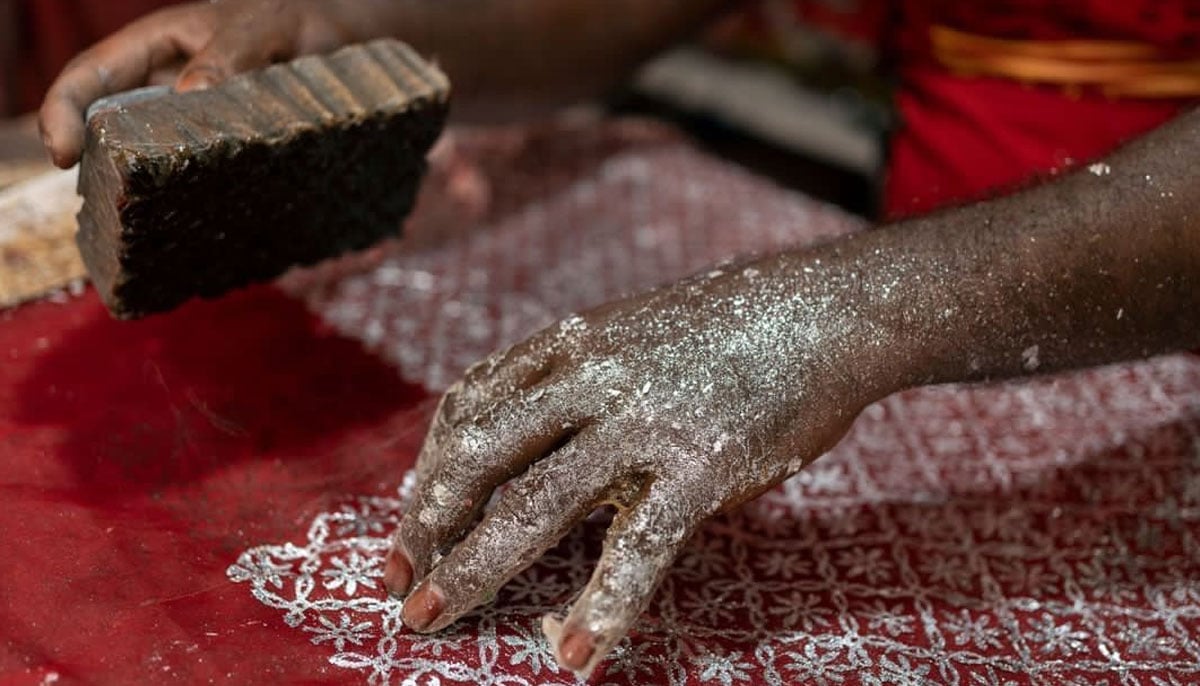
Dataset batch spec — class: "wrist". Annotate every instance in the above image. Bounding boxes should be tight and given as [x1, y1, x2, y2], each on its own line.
[741, 249, 918, 409]
[770, 233, 962, 402]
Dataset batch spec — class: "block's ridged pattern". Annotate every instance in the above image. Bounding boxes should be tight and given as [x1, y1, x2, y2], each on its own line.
[76, 40, 450, 318]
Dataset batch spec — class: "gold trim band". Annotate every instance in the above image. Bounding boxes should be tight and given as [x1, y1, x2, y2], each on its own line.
[931, 25, 1200, 98]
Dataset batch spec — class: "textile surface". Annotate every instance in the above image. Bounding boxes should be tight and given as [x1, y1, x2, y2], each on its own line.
[0, 167, 86, 308]
[2, 120, 1199, 685]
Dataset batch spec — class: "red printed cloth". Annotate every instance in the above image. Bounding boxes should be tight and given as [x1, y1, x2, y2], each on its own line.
[2, 120, 1200, 686]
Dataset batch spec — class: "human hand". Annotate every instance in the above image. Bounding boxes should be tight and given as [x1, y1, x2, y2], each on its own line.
[38, 0, 374, 168]
[382, 251, 915, 675]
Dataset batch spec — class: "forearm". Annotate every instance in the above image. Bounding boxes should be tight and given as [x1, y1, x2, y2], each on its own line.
[335, 0, 738, 119]
[773, 107, 1200, 396]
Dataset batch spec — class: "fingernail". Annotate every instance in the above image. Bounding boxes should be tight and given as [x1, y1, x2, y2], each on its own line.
[559, 629, 596, 671]
[402, 582, 444, 631]
[178, 66, 220, 92]
[383, 547, 413, 597]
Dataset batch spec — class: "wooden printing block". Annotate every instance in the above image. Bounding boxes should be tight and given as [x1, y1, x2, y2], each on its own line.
[76, 39, 450, 318]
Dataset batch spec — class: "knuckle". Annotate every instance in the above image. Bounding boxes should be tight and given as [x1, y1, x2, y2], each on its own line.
[459, 359, 487, 382]
[399, 514, 431, 554]
[184, 58, 229, 79]
[429, 384, 463, 427]
[461, 351, 502, 387]
[444, 423, 491, 464]
[497, 476, 545, 517]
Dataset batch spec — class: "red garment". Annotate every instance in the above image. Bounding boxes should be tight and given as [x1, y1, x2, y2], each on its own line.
[885, 0, 1200, 218]
[14, 0, 186, 114]
[15, 0, 1196, 218]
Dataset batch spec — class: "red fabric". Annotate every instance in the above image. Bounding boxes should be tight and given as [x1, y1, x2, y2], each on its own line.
[0, 122, 857, 685]
[15, 0, 186, 114]
[4, 122, 1200, 685]
[884, 0, 1200, 218]
[883, 71, 1189, 218]
[0, 287, 431, 684]
[784, 0, 892, 47]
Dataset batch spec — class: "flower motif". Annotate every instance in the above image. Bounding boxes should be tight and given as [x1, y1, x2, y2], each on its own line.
[942, 610, 1004, 651]
[796, 464, 849, 496]
[504, 568, 568, 605]
[783, 642, 848, 685]
[919, 554, 974, 591]
[303, 612, 373, 651]
[332, 499, 395, 537]
[836, 547, 893, 584]
[603, 641, 660, 681]
[691, 651, 753, 686]
[864, 654, 931, 686]
[500, 625, 560, 676]
[861, 601, 914, 638]
[320, 551, 381, 596]
[227, 549, 293, 589]
[756, 549, 813, 579]
[1027, 614, 1091, 657]
[1113, 623, 1178, 658]
[769, 591, 834, 632]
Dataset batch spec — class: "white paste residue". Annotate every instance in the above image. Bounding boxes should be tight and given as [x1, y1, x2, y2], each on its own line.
[241, 127, 1200, 686]
[1022, 345, 1040, 372]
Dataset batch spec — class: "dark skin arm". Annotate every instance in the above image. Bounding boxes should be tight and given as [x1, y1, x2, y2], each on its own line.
[386, 108, 1200, 675]
[875, 111, 1199, 385]
[38, 0, 1200, 673]
[38, 0, 737, 167]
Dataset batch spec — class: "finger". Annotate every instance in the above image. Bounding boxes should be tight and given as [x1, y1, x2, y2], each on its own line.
[412, 342, 557, 487]
[546, 483, 702, 677]
[448, 341, 558, 424]
[400, 430, 632, 632]
[386, 346, 556, 596]
[176, 12, 302, 91]
[147, 65, 184, 87]
[38, 6, 214, 167]
[387, 381, 589, 595]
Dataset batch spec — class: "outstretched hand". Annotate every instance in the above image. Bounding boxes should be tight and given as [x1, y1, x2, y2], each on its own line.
[383, 253, 908, 674]
[38, 0, 361, 168]
[387, 105, 1200, 674]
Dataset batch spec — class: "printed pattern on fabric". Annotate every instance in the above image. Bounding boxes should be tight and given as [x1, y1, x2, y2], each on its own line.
[230, 359, 1200, 686]
[227, 123, 1200, 685]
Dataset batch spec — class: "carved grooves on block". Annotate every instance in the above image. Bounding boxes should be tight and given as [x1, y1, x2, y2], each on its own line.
[76, 39, 450, 318]
[92, 40, 449, 177]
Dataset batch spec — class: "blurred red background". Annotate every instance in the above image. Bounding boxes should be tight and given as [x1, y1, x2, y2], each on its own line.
[4, 0, 186, 115]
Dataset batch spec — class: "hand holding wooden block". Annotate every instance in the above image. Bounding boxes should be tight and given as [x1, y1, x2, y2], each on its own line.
[76, 40, 450, 319]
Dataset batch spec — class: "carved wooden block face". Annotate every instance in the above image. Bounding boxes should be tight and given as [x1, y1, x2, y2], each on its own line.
[76, 40, 450, 319]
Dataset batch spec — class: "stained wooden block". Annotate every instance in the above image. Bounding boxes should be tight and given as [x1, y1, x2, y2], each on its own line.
[77, 39, 450, 318]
